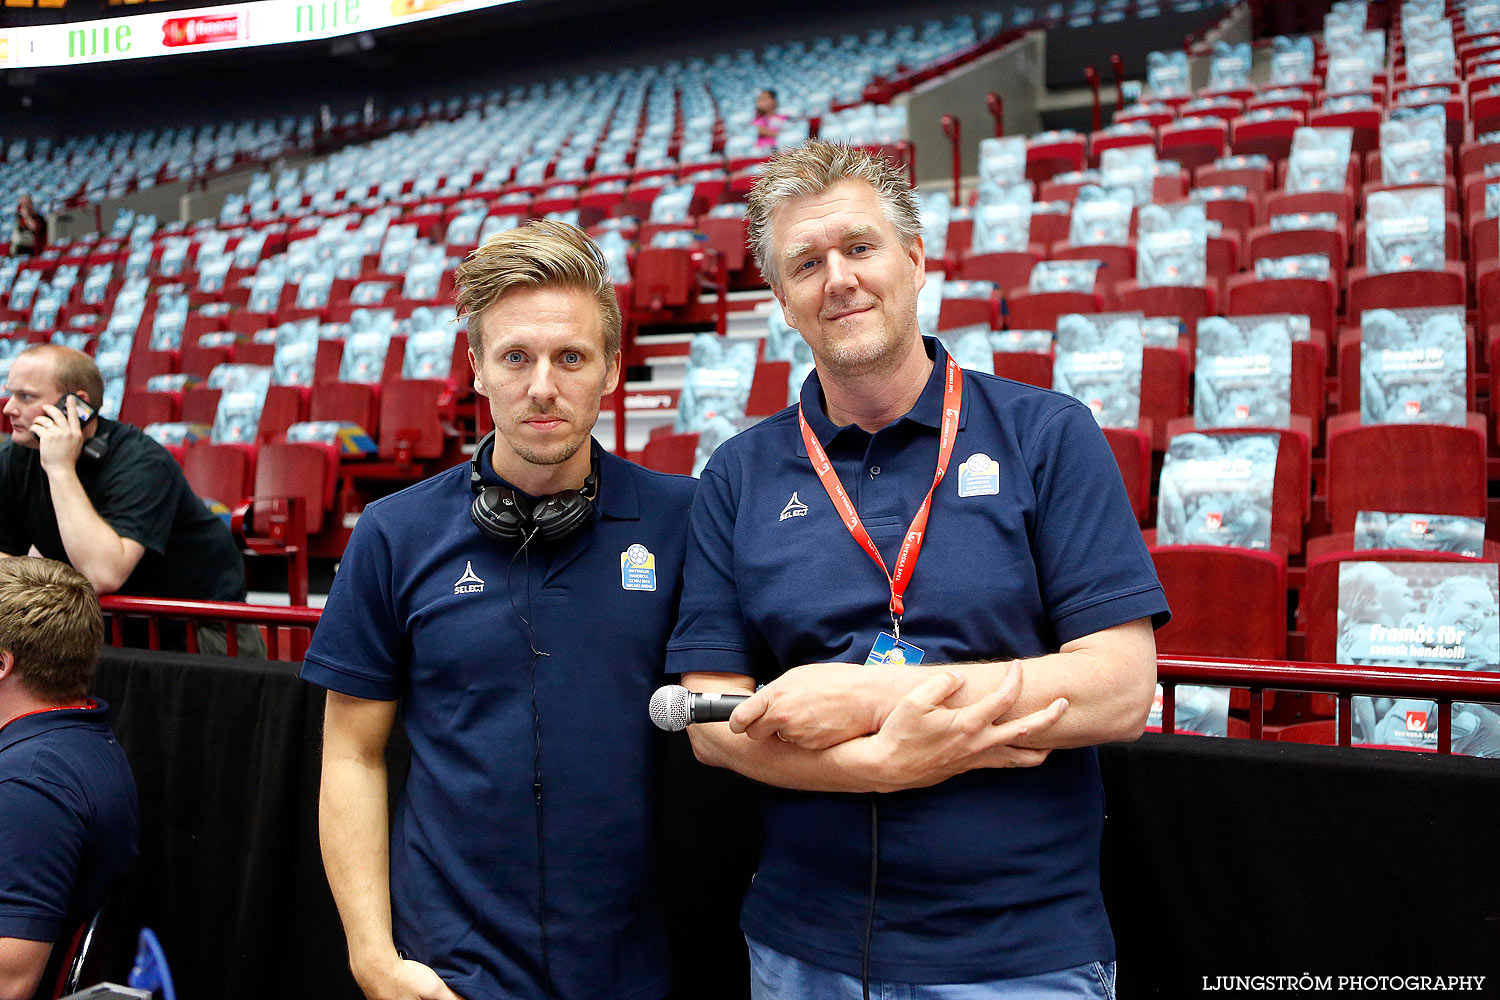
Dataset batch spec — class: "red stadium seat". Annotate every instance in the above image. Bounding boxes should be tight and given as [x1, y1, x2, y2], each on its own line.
[639, 432, 698, 475]
[956, 248, 1043, 289]
[1089, 128, 1157, 168]
[1262, 190, 1354, 237]
[180, 387, 221, 426]
[180, 344, 234, 381]
[1048, 242, 1135, 299]
[1115, 284, 1216, 340]
[1149, 545, 1288, 659]
[1300, 548, 1499, 663]
[1336, 329, 1475, 417]
[259, 386, 305, 439]
[1346, 265, 1466, 319]
[936, 297, 996, 331]
[1140, 345, 1191, 451]
[1245, 226, 1348, 291]
[698, 216, 751, 282]
[378, 380, 452, 462]
[1025, 135, 1087, 186]
[1102, 422, 1152, 525]
[1308, 109, 1381, 160]
[1229, 116, 1302, 162]
[1193, 162, 1273, 197]
[126, 351, 174, 390]
[1205, 235, 1240, 293]
[119, 391, 176, 427]
[1351, 215, 1461, 267]
[1029, 212, 1070, 249]
[1003, 289, 1099, 330]
[1224, 274, 1335, 342]
[1158, 121, 1228, 171]
[991, 351, 1053, 388]
[1323, 413, 1487, 533]
[253, 441, 335, 536]
[633, 248, 696, 311]
[311, 382, 380, 438]
[747, 360, 792, 417]
[182, 442, 252, 508]
[236, 342, 277, 367]
[1165, 416, 1313, 554]
[1202, 200, 1256, 246]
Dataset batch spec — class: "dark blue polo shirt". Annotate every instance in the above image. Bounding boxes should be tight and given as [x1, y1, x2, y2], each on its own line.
[0, 701, 138, 943]
[666, 338, 1168, 984]
[301, 445, 695, 1000]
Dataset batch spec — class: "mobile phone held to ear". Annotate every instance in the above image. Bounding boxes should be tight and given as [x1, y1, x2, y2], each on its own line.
[60, 392, 111, 462]
[61, 392, 97, 427]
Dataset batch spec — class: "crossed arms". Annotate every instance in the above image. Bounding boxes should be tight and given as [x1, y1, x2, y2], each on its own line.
[682, 617, 1156, 794]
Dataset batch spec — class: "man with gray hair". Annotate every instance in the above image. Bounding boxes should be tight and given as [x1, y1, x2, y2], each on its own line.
[306, 220, 695, 1000]
[668, 140, 1168, 998]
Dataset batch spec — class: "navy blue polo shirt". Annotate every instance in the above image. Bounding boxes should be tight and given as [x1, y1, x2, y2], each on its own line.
[301, 445, 695, 1000]
[0, 701, 138, 943]
[666, 338, 1168, 984]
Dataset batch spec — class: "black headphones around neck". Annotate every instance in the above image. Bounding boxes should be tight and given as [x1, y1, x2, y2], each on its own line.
[469, 431, 599, 543]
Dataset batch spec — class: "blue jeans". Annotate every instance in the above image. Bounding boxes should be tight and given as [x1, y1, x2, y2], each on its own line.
[747, 937, 1117, 1000]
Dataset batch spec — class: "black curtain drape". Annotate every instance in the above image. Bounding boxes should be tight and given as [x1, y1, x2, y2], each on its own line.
[92, 649, 1500, 999]
[1100, 735, 1500, 997]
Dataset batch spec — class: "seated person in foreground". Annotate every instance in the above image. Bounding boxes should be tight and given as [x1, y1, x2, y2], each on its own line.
[0, 558, 138, 1000]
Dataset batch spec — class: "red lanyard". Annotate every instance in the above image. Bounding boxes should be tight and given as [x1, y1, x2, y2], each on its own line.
[798, 355, 963, 638]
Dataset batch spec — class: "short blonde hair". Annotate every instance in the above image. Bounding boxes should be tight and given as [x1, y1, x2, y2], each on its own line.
[0, 558, 102, 702]
[453, 219, 622, 363]
[746, 139, 922, 289]
[18, 344, 105, 408]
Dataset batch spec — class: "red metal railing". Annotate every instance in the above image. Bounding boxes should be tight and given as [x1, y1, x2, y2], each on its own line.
[93, 609, 1500, 755]
[100, 596, 321, 662]
[939, 114, 962, 206]
[1159, 656, 1500, 755]
[985, 93, 1005, 137]
[1084, 65, 1102, 132]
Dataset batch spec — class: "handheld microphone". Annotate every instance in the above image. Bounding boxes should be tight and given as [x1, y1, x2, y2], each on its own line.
[649, 684, 752, 732]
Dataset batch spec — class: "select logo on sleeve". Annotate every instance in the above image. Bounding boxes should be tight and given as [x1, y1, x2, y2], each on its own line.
[621, 544, 658, 592]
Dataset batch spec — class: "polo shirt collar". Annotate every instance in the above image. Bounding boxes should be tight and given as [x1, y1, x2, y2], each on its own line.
[475, 437, 639, 522]
[593, 448, 640, 521]
[0, 699, 108, 753]
[795, 336, 966, 457]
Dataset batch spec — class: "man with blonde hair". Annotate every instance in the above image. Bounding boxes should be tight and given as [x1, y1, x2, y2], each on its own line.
[0, 558, 137, 999]
[305, 220, 695, 1000]
[1, 344, 256, 655]
[668, 141, 1167, 998]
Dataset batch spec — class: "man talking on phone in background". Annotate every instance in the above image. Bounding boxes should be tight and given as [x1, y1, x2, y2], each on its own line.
[0, 345, 261, 655]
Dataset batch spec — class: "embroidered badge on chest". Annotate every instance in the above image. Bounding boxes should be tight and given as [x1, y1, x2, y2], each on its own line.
[620, 543, 658, 592]
[957, 452, 1000, 497]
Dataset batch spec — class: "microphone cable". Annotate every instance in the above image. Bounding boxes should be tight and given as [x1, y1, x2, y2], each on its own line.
[506, 525, 557, 1000]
